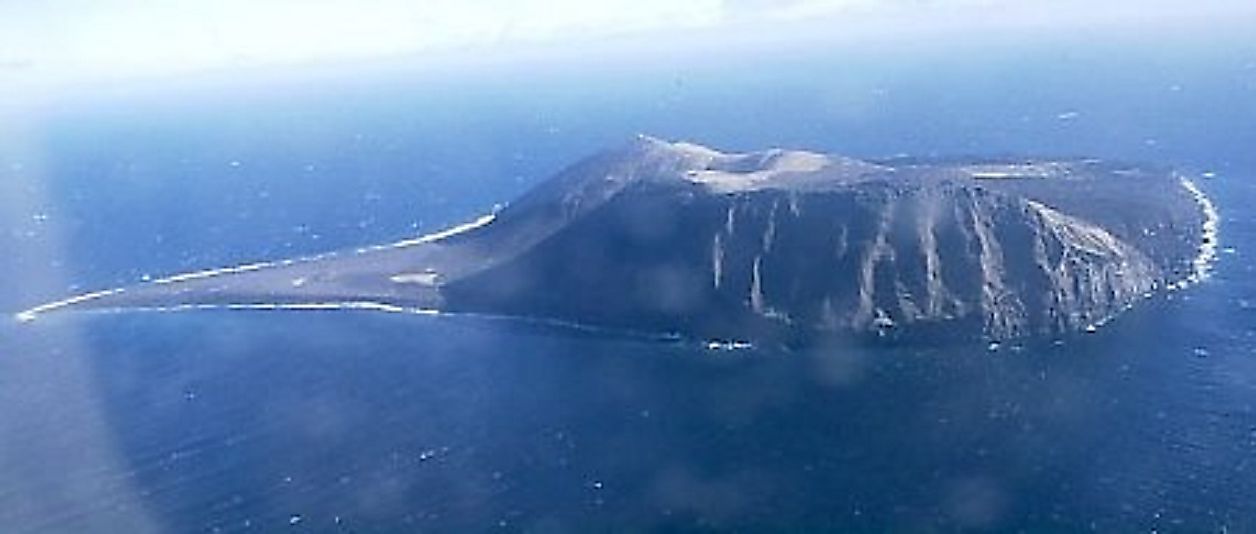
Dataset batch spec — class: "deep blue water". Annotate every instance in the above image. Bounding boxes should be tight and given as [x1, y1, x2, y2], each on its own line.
[3, 33, 1256, 531]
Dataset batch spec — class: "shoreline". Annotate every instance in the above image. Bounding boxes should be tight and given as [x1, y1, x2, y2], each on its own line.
[1087, 175, 1219, 333]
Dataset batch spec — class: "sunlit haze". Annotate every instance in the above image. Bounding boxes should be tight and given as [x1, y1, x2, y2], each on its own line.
[2, 0, 1253, 89]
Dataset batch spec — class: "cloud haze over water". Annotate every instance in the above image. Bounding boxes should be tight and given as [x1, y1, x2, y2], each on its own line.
[1, 0, 1253, 87]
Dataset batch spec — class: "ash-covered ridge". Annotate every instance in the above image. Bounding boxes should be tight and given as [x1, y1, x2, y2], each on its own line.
[16, 136, 1214, 342]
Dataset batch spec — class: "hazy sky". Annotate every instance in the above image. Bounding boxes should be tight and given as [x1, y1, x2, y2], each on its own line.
[1, 0, 1253, 86]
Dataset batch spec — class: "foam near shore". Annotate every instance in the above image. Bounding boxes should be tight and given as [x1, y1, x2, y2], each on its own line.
[133, 302, 440, 315]
[1175, 176, 1220, 289]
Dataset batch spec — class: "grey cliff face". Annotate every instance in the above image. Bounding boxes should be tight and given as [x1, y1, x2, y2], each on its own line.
[17, 136, 1211, 343]
[442, 136, 1200, 341]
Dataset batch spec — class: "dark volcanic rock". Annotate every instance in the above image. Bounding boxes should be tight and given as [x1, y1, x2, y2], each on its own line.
[19, 136, 1212, 342]
[441, 136, 1204, 341]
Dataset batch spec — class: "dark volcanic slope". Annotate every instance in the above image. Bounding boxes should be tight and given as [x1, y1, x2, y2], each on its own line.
[441, 137, 1204, 340]
[18, 136, 1210, 342]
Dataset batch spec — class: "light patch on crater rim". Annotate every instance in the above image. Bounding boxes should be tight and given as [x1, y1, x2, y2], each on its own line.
[390, 272, 440, 285]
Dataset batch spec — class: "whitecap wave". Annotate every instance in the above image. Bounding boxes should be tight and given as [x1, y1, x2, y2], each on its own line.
[1176, 176, 1220, 288]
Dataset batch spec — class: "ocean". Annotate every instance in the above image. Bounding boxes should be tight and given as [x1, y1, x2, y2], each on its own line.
[2, 30, 1256, 531]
